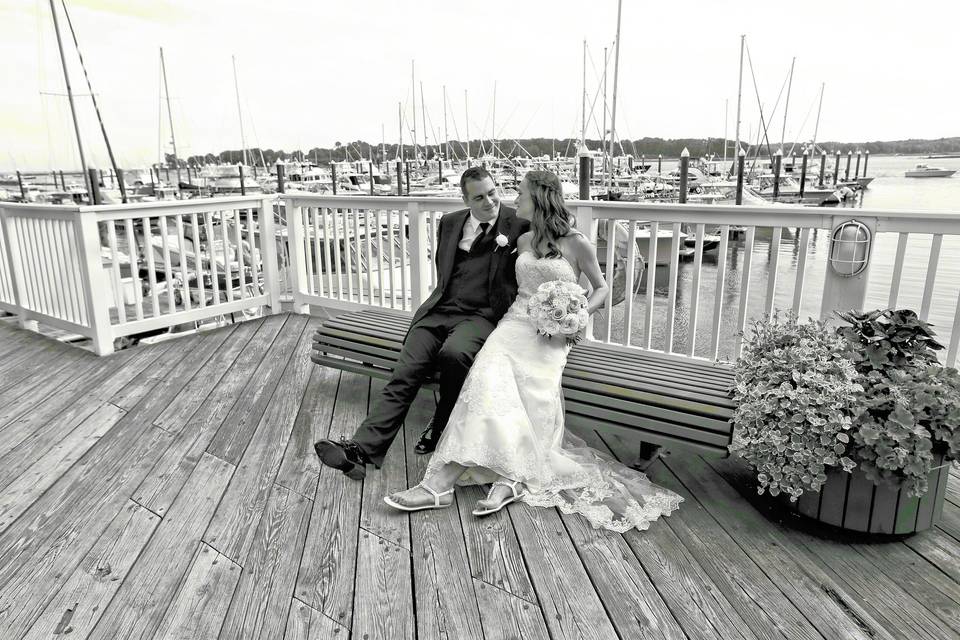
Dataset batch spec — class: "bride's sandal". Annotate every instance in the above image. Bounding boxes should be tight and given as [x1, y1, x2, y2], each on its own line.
[383, 483, 454, 512]
[472, 480, 527, 516]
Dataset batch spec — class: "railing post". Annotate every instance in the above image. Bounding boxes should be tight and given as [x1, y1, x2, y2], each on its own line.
[75, 210, 114, 355]
[0, 208, 35, 331]
[406, 201, 430, 310]
[574, 204, 598, 341]
[819, 216, 878, 322]
[259, 197, 283, 314]
[284, 197, 310, 314]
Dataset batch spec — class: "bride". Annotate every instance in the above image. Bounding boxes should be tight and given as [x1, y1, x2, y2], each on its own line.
[384, 170, 682, 532]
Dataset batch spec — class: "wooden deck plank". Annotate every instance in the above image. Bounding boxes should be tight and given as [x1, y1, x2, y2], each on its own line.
[153, 543, 241, 640]
[853, 542, 960, 634]
[508, 502, 620, 640]
[21, 500, 160, 640]
[132, 316, 288, 515]
[0, 338, 65, 387]
[295, 372, 367, 627]
[203, 315, 314, 564]
[0, 403, 125, 533]
[946, 474, 959, 508]
[456, 483, 538, 604]
[403, 389, 485, 640]
[637, 450, 892, 640]
[0, 343, 165, 462]
[284, 599, 348, 640]
[709, 457, 960, 640]
[358, 379, 411, 550]
[206, 315, 310, 464]
[352, 527, 415, 640]
[151, 317, 266, 433]
[0, 327, 235, 639]
[626, 451, 811, 640]
[86, 452, 234, 640]
[904, 529, 960, 584]
[0, 344, 96, 416]
[218, 483, 312, 640]
[108, 334, 204, 411]
[937, 501, 960, 543]
[472, 578, 551, 640]
[275, 365, 341, 501]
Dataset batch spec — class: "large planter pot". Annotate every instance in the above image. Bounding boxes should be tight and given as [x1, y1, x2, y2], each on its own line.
[780, 452, 951, 535]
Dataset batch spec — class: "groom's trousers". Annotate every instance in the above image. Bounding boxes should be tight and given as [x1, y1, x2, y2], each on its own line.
[352, 311, 495, 467]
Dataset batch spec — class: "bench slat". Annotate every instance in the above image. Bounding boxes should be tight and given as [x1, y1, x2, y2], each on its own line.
[562, 387, 732, 433]
[564, 413, 728, 457]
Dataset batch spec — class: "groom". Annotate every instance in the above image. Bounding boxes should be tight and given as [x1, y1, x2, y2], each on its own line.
[314, 167, 529, 480]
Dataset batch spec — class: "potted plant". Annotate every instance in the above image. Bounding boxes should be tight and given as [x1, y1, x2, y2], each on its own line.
[730, 309, 960, 535]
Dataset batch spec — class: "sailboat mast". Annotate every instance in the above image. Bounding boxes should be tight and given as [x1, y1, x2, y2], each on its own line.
[420, 81, 428, 162]
[411, 61, 417, 164]
[811, 82, 825, 153]
[723, 98, 729, 166]
[443, 85, 449, 161]
[607, 0, 623, 190]
[780, 56, 795, 151]
[602, 45, 607, 183]
[581, 39, 587, 148]
[465, 89, 470, 163]
[610, 0, 623, 187]
[160, 47, 180, 185]
[59, 0, 124, 200]
[48, 0, 90, 195]
[492, 81, 497, 158]
[398, 101, 404, 162]
[734, 34, 745, 165]
[233, 55, 247, 167]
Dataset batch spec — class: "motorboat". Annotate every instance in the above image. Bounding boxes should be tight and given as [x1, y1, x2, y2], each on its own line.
[904, 164, 956, 178]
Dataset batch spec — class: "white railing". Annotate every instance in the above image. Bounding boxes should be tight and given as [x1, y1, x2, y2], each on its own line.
[3, 193, 959, 367]
[0, 196, 280, 354]
[280, 194, 960, 368]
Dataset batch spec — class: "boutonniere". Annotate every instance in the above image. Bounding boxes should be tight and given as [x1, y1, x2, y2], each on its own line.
[494, 234, 510, 252]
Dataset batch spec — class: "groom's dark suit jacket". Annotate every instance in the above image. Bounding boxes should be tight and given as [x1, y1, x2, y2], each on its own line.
[410, 205, 529, 329]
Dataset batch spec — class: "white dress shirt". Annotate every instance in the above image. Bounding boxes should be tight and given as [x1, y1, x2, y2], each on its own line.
[458, 207, 500, 251]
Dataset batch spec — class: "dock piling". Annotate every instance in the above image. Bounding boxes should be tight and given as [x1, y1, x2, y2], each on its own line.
[772, 149, 782, 200]
[735, 147, 745, 205]
[87, 168, 102, 204]
[276, 163, 285, 194]
[863, 151, 870, 179]
[238, 164, 246, 196]
[845, 150, 852, 181]
[854, 151, 862, 179]
[834, 151, 842, 185]
[16, 171, 26, 199]
[818, 152, 827, 187]
[331, 163, 338, 196]
[678, 148, 689, 204]
[799, 151, 809, 198]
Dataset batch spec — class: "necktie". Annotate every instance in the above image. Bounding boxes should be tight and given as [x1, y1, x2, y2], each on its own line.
[469, 221, 490, 253]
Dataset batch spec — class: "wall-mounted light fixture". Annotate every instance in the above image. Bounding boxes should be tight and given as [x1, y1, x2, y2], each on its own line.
[828, 219, 872, 277]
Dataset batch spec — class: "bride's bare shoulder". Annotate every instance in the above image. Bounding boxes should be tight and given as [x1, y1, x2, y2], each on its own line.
[517, 231, 533, 250]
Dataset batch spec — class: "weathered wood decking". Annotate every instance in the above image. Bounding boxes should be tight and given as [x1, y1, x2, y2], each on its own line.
[0, 312, 958, 640]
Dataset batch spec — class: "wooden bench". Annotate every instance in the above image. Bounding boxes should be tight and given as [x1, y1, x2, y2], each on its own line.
[311, 308, 735, 456]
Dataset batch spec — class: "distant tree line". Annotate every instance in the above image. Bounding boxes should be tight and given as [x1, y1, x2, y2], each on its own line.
[166, 136, 960, 168]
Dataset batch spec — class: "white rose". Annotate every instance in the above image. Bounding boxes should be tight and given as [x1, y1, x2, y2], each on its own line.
[559, 315, 580, 334]
[541, 320, 561, 335]
[495, 234, 509, 248]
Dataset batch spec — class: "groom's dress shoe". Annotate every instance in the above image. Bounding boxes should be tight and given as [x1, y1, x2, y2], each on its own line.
[414, 420, 442, 455]
[314, 439, 370, 480]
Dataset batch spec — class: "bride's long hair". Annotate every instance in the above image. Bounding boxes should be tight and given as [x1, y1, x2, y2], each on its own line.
[524, 170, 575, 258]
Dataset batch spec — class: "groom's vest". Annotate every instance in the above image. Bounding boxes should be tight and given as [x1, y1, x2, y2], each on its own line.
[434, 231, 496, 317]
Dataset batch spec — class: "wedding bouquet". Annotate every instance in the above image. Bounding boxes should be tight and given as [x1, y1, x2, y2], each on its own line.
[527, 280, 590, 344]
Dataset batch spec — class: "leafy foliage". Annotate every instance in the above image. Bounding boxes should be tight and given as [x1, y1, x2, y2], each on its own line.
[838, 309, 960, 496]
[730, 313, 861, 502]
[731, 309, 960, 502]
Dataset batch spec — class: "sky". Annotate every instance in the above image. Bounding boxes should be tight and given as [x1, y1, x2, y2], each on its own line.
[1, 0, 957, 170]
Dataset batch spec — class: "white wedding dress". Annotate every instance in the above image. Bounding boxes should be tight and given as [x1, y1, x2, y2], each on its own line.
[425, 252, 682, 533]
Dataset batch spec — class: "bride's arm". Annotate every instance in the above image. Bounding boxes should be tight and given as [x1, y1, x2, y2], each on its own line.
[570, 234, 609, 315]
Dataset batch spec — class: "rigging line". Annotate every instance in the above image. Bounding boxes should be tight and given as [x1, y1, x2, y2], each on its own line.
[744, 43, 775, 160]
[60, 0, 124, 192]
[785, 93, 818, 157]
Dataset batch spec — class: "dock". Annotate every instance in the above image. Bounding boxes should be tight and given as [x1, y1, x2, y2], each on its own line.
[0, 313, 958, 639]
